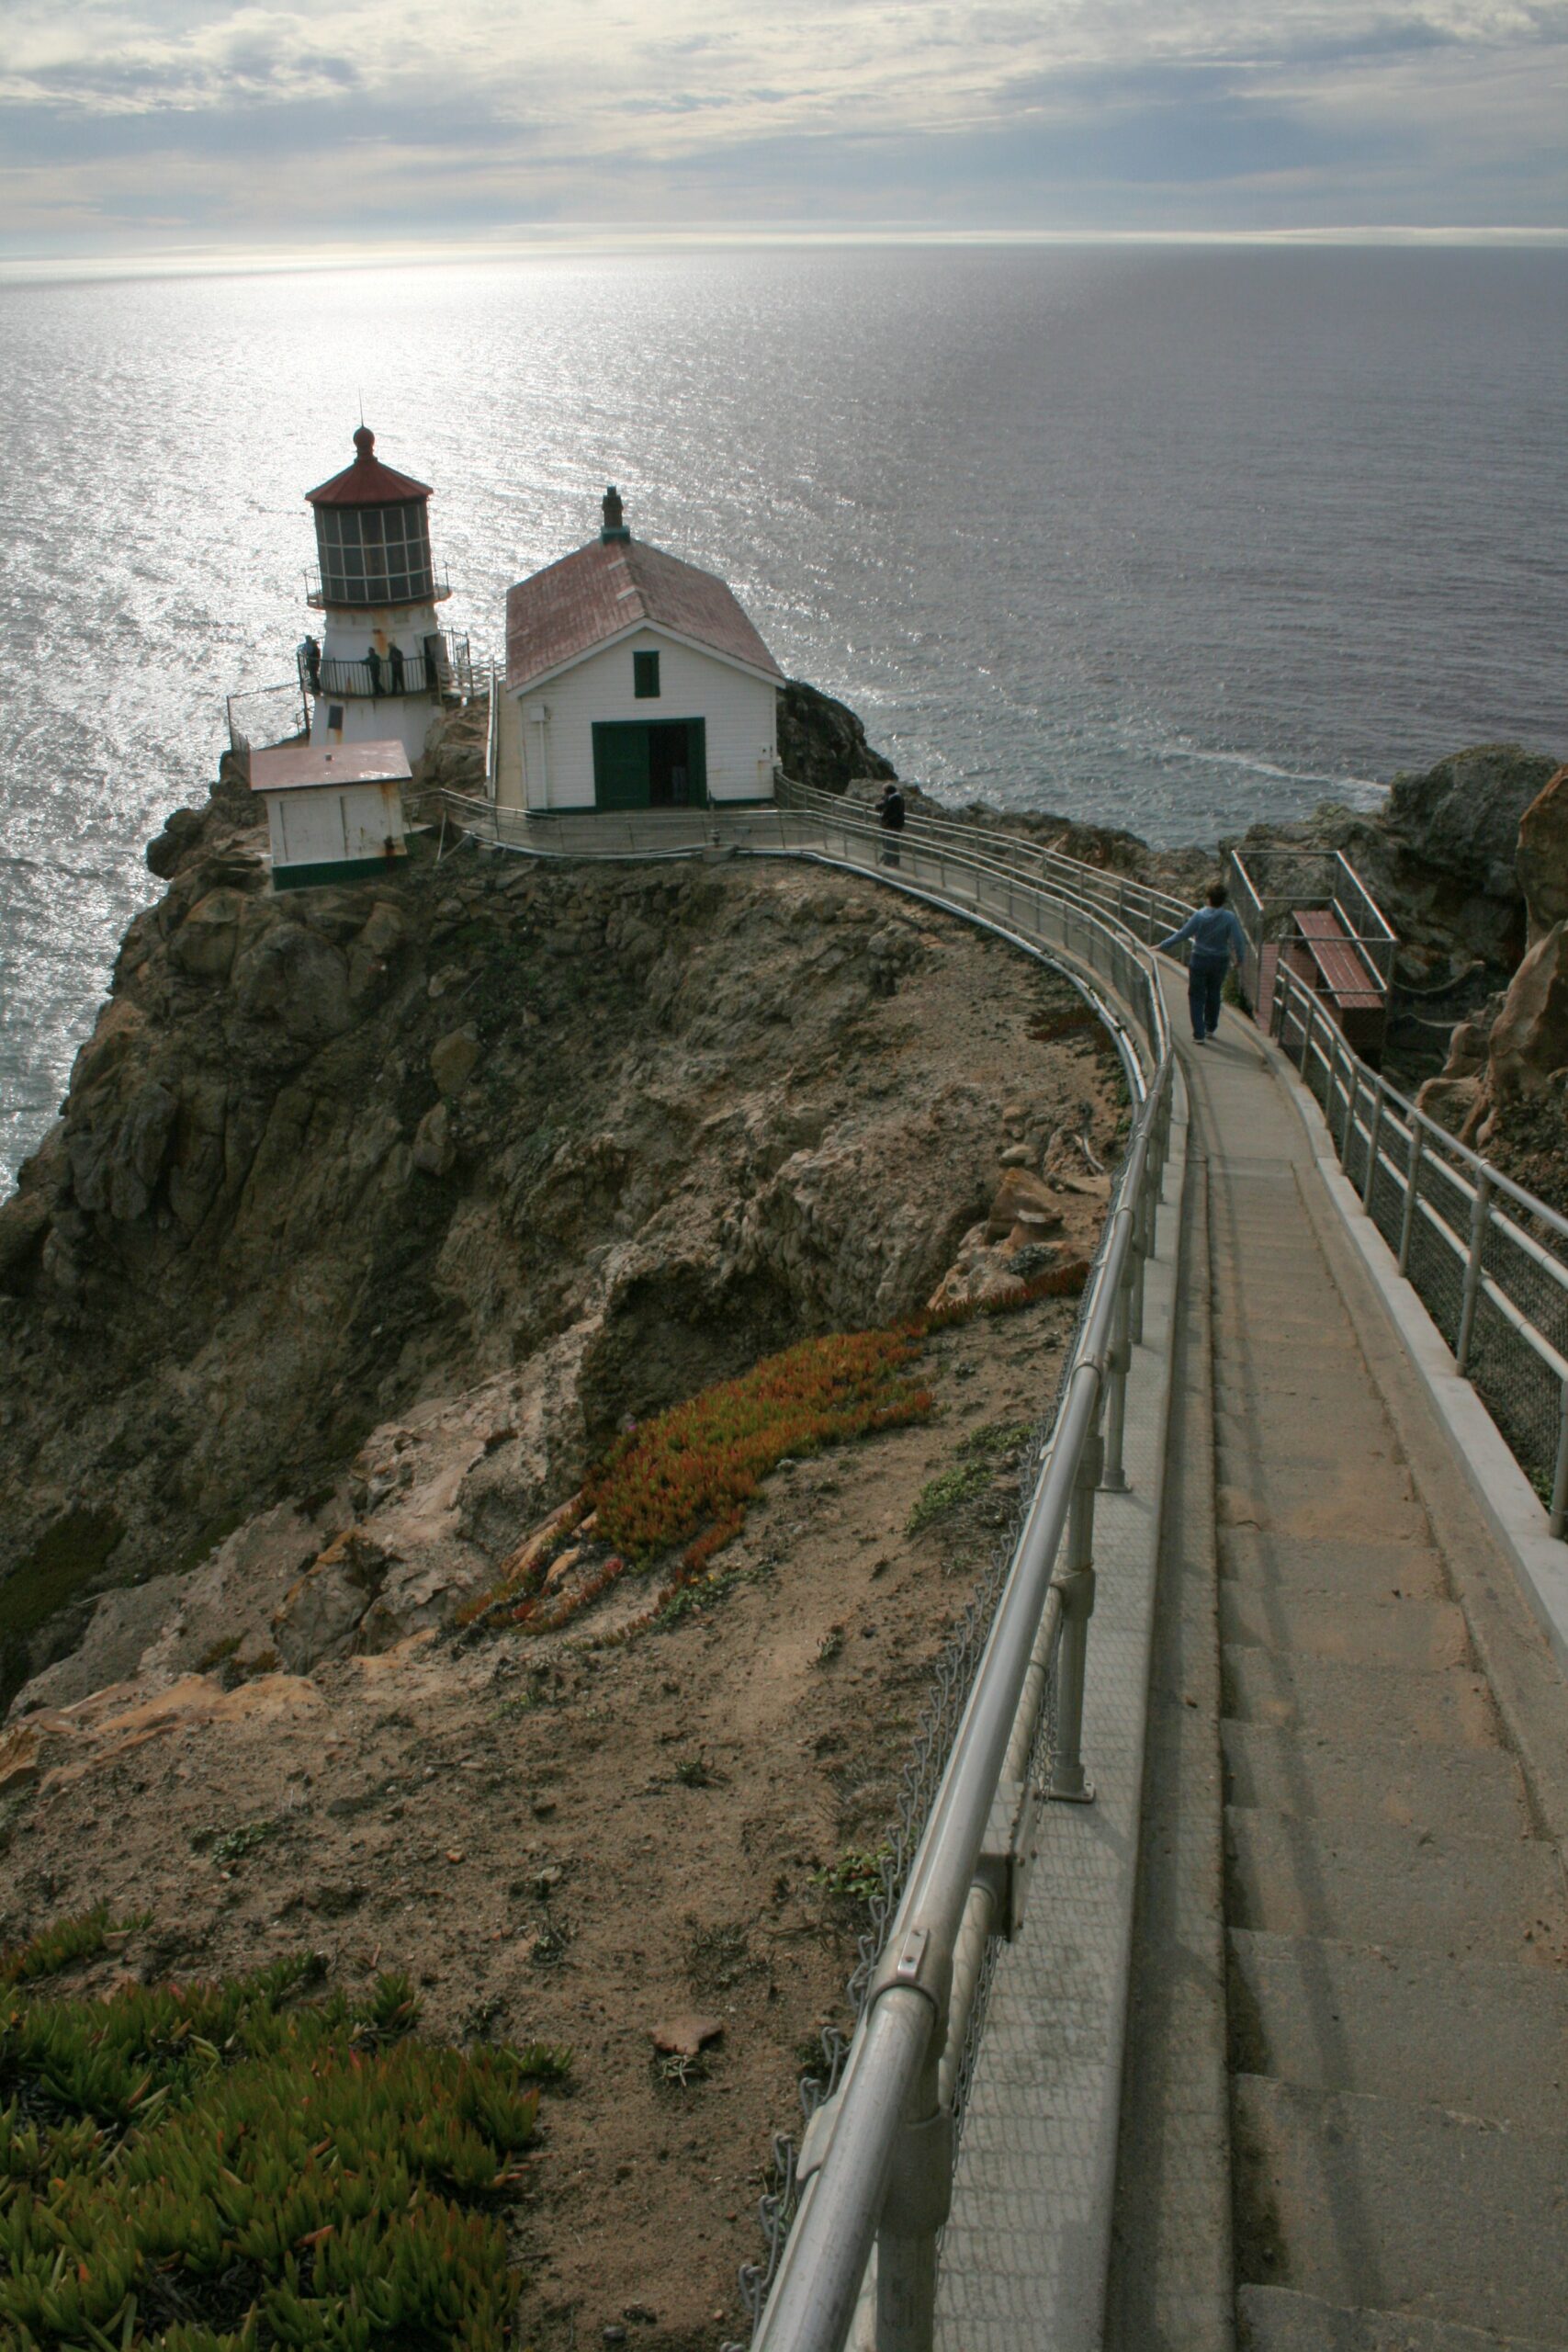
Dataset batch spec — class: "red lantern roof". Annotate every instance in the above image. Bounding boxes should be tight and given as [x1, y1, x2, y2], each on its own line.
[306, 425, 433, 508]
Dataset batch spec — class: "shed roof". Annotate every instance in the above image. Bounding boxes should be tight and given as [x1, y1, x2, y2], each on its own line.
[505, 534, 784, 695]
[250, 741, 412, 796]
[307, 426, 432, 509]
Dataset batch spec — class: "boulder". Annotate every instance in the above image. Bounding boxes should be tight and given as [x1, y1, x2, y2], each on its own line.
[66, 1078, 179, 1223]
[233, 922, 353, 1046]
[145, 807, 205, 879]
[431, 1025, 480, 1097]
[271, 1531, 389, 1673]
[1483, 921, 1568, 1107]
[7, 1571, 187, 1716]
[412, 1099, 455, 1177]
[776, 679, 897, 795]
[984, 1166, 1066, 1243]
[358, 901, 406, 960]
[1384, 744, 1562, 903]
[167, 889, 248, 981]
[0, 1190, 52, 1285]
[1515, 764, 1568, 948]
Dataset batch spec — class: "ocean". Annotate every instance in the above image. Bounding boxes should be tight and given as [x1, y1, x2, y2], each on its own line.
[2, 242, 1565, 1193]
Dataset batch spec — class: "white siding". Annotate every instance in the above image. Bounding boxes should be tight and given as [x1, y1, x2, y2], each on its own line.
[268, 784, 404, 871]
[502, 629, 777, 812]
[309, 695, 438, 763]
[310, 597, 444, 762]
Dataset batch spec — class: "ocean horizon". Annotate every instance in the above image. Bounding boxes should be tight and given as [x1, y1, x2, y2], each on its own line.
[2, 240, 1565, 1190]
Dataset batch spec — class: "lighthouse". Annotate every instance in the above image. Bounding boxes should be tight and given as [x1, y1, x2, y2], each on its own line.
[299, 425, 460, 763]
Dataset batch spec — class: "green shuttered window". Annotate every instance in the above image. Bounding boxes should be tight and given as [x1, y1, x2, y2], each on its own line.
[633, 650, 660, 699]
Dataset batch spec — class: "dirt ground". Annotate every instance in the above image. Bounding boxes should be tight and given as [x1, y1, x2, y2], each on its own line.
[1, 1279, 1096, 2349]
[1, 848, 1128, 2347]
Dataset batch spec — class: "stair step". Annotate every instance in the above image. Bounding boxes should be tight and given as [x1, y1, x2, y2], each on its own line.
[1239, 2282, 1566, 2350]
[1222, 1723, 1527, 1838]
[1229, 1931, 1568, 2130]
[1224, 1808, 1562, 1957]
[1215, 1406, 1404, 1468]
[1220, 1589, 1471, 1673]
[1220, 1532, 1448, 1601]
[1215, 1469, 1427, 1544]
[1224, 1652, 1500, 1747]
[1234, 2076, 1568, 2340]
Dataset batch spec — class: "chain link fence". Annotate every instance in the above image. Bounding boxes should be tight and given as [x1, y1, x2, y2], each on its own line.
[1273, 969, 1568, 1525]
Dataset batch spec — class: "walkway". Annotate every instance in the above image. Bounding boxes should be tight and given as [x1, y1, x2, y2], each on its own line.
[1111, 1000, 1568, 2350]
[447, 799, 1568, 2345]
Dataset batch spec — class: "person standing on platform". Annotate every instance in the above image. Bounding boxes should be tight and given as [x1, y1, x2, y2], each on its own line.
[1157, 883, 1248, 1045]
[878, 780, 906, 867]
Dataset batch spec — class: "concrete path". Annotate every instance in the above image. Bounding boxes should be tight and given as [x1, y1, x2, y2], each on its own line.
[1129, 1006, 1568, 2349]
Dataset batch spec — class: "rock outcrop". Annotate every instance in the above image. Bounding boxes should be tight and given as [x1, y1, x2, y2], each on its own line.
[1416, 763, 1568, 1166]
[777, 678, 897, 794]
[0, 752, 1122, 1712]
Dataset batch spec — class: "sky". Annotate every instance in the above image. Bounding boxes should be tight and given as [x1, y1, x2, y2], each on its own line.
[2, 0, 1566, 265]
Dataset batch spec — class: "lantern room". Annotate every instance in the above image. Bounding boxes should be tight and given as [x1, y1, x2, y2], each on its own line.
[306, 426, 446, 610]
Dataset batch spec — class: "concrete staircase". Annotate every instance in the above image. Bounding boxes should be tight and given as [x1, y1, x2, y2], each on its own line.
[1211, 1156, 1568, 2350]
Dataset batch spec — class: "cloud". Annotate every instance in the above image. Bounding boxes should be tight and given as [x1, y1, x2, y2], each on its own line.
[0, 0, 1564, 253]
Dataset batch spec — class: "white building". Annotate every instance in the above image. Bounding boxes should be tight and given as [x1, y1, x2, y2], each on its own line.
[251, 740, 410, 892]
[299, 427, 462, 764]
[498, 490, 783, 814]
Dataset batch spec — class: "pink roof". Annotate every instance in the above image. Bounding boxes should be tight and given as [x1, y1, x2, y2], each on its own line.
[307, 426, 432, 509]
[250, 741, 412, 795]
[505, 534, 784, 694]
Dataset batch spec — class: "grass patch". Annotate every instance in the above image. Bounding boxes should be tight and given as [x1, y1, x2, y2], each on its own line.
[959, 1419, 1034, 1461]
[206, 1818, 280, 1871]
[813, 1846, 892, 1905]
[0, 1908, 570, 2349]
[907, 1461, 992, 1534]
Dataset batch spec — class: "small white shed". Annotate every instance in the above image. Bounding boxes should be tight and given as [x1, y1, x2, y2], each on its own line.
[498, 490, 783, 815]
[251, 740, 411, 892]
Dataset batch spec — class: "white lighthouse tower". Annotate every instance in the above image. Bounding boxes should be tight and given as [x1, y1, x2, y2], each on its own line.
[299, 425, 461, 763]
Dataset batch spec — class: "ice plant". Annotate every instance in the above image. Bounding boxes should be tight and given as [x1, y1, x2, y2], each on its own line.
[0, 1915, 570, 2348]
[586, 1326, 934, 1588]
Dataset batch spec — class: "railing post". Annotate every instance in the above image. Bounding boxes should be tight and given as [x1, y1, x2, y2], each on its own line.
[1128, 1158, 1153, 1345]
[1455, 1170, 1493, 1374]
[1341, 1052, 1359, 1163]
[1100, 1259, 1134, 1494]
[1048, 1429, 1102, 1804]
[1552, 1380, 1568, 1542]
[874, 2033, 952, 2352]
[1299, 987, 1317, 1086]
[1398, 1120, 1425, 1275]
[1361, 1085, 1383, 1212]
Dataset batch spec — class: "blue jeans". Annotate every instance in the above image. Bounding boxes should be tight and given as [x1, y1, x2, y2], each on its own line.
[1189, 958, 1224, 1039]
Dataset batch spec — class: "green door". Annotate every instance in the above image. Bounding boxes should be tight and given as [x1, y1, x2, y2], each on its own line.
[592, 718, 707, 810]
[592, 720, 651, 809]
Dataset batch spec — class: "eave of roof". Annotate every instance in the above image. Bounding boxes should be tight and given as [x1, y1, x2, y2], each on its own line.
[249, 741, 412, 794]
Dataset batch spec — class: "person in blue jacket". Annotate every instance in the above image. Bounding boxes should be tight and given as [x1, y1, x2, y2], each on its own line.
[1158, 883, 1248, 1045]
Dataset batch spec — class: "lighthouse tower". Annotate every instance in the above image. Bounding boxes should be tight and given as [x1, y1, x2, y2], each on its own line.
[299, 426, 457, 763]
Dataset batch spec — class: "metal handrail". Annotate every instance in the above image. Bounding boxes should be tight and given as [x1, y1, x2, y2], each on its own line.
[436, 780, 1176, 2352]
[775, 774, 1194, 943]
[310, 650, 444, 699]
[1271, 960, 1568, 1530]
[754, 1089, 1168, 2352]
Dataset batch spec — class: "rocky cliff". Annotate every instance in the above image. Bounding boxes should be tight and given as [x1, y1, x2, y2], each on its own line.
[0, 745, 1121, 1712]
